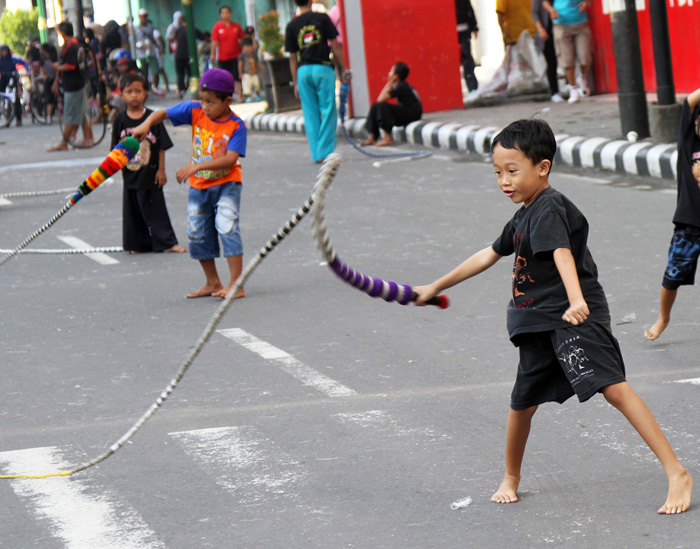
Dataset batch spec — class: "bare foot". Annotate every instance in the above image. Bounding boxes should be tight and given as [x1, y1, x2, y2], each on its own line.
[360, 137, 375, 146]
[658, 470, 693, 515]
[212, 286, 245, 299]
[644, 318, 669, 341]
[491, 476, 519, 504]
[164, 245, 187, 253]
[128, 250, 141, 254]
[186, 283, 223, 298]
[47, 144, 69, 152]
[376, 135, 394, 147]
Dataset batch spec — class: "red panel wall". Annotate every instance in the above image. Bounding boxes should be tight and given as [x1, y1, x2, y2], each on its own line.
[590, 2, 700, 94]
[358, 0, 463, 113]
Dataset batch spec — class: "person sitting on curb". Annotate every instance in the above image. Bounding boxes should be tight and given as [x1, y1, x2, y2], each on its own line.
[361, 62, 422, 147]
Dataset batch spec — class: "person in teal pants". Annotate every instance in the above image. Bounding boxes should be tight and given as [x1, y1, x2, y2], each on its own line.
[285, 0, 350, 163]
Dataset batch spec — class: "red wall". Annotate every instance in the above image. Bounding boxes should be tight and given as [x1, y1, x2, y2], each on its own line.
[357, 0, 463, 113]
[590, 1, 700, 94]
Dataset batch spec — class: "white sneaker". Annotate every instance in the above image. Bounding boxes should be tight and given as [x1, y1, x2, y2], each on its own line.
[551, 93, 564, 103]
[567, 85, 581, 103]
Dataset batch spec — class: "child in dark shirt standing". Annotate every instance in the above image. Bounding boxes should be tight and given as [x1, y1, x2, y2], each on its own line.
[111, 72, 185, 254]
[132, 69, 247, 299]
[645, 87, 700, 340]
[414, 119, 692, 514]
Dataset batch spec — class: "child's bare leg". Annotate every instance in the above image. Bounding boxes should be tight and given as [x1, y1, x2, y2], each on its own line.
[644, 287, 677, 341]
[492, 405, 538, 504]
[212, 254, 245, 298]
[187, 259, 224, 298]
[602, 382, 692, 514]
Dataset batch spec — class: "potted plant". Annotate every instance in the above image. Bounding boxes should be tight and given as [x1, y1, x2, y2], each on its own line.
[258, 11, 300, 113]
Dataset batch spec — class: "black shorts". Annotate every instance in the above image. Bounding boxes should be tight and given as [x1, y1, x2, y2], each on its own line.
[218, 58, 240, 82]
[662, 225, 700, 290]
[510, 322, 627, 410]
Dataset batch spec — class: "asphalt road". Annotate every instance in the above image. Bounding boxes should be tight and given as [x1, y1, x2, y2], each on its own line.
[1, 124, 699, 548]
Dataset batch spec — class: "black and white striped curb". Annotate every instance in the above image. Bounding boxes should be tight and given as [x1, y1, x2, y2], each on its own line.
[244, 112, 678, 180]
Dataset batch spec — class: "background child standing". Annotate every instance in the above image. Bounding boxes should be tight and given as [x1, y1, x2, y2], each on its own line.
[111, 72, 185, 254]
[238, 38, 262, 103]
[132, 69, 247, 299]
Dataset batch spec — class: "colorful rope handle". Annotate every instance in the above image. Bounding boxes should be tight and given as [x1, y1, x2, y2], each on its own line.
[0, 137, 139, 268]
[311, 153, 449, 309]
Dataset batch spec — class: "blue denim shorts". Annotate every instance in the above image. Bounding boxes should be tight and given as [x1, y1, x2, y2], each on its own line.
[662, 225, 700, 290]
[187, 182, 243, 260]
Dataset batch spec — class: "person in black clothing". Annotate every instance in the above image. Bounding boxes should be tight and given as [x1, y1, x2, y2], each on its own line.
[360, 62, 422, 147]
[456, 0, 479, 93]
[645, 87, 700, 340]
[111, 72, 185, 254]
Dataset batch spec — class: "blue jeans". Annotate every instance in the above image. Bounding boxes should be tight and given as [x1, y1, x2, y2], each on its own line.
[297, 64, 337, 162]
[187, 182, 243, 260]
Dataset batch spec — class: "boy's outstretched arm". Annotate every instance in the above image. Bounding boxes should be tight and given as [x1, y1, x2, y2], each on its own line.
[132, 109, 169, 142]
[414, 246, 501, 305]
[553, 247, 589, 325]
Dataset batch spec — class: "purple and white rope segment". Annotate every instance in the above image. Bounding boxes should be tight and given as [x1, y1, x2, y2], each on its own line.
[312, 153, 448, 308]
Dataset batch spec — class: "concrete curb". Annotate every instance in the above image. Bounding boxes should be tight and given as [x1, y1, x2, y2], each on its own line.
[243, 111, 678, 180]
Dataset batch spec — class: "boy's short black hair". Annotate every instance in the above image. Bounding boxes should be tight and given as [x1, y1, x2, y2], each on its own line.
[219, 5, 231, 14]
[394, 62, 409, 81]
[57, 21, 74, 37]
[202, 89, 233, 101]
[491, 119, 557, 168]
[119, 72, 148, 93]
[294, 0, 311, 6]
[241, 38, 253, 46]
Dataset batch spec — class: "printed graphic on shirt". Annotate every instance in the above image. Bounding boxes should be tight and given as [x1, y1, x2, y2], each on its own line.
[692, 150, 700, 183]
[555, 335, 594, 387]
[118, 127, 156, 171]
[298, 25, 321, 50]
[512, 232, 535, 302]
[192, 125, 231, 181]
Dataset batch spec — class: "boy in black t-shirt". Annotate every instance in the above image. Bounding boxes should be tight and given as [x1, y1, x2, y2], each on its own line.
[645, 87, 700, 341]
[111, 73, 185, 254]
[414, 119, 693, 514]
[360, 62, 422, 147]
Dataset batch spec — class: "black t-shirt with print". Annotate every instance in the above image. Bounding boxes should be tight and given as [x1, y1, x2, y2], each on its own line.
[390, 81, 422, 116]
[284, 11, 338, 66]
[111, 108, 173, 190]
[491, 186, 610, 339]
[673, 99, 700, 229]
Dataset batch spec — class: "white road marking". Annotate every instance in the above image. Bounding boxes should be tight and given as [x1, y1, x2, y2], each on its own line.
[218, 328, 356, 397]
[0, 446, 164, 549]
[331, 409, 441, 439]
[0, 197, 11, 206]
[0, 157, 105, 172]
[57, 235, 119, 265]
[673, 378, 700, 386]
[168, 426, 306, 503]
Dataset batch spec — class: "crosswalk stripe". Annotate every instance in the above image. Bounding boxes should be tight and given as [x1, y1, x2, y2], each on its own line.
[218, 328, 357, 397]
[673, 378, 700, 386]
[168, 426, 306, 504]
[0, 446, 164, 549]
[57, 235, 119, 265]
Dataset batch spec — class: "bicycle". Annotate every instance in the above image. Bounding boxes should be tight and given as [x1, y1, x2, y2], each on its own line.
[0, 73, 23, 128]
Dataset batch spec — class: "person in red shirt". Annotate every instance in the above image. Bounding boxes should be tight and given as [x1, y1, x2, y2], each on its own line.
[210, 5, 244, 102]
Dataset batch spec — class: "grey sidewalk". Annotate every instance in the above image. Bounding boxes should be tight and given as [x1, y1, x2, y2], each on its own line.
[244, 93, 680, 181]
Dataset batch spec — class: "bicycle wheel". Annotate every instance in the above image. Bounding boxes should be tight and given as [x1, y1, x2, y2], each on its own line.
[30, 89, 49, 124]
[0, 96, 12, 128]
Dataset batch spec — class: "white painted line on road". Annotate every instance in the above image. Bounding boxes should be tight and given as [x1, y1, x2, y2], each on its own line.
[0, 157, 105, 172]
[57, 235, 119, 265]
[218, 328, 356, 397]
[168, 426, 306, 503]
[0, 197, 11, 206]
[331, 409, 442, 439]
[672, 378, 700, 386]
[0, 446, 164, 549]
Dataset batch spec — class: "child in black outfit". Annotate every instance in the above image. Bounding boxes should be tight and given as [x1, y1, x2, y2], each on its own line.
[414, 119, 692, 514]
[111, 72, 186, 254]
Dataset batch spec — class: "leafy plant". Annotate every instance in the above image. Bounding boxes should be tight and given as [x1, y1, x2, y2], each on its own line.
[0, 8, 39, 56]
[258, 10, 284, 58]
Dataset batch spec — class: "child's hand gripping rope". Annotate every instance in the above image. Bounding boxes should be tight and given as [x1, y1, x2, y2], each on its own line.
[0, 137, 140, 267]
[311, 153, 449, 308]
